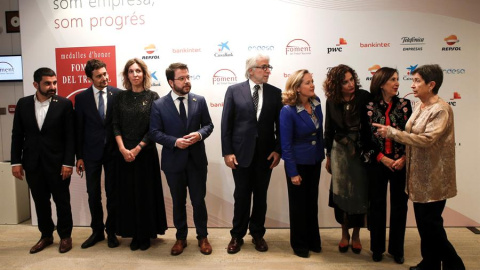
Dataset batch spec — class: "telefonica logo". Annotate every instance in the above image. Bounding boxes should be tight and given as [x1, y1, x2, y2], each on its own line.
[215, 41, 233, 57]
[0, 62, 15, 74]
[400, 37, 425, 51]
[285, 39, 311, 55]
[442, 35, 461, 51]
[142, 44, 160, 60]
[212, 69, 237, 85]
[327, 38, 347, 54]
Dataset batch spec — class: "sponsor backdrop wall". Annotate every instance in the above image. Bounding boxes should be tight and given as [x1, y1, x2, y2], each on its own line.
[19, 0, 480, 228]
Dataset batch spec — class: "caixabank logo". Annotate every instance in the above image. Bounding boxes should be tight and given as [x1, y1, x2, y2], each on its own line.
[142, 44, 160, 60]
[442, 35, 461, 51]
[215, 41, 233, 57]
[150, 71, 161, 87]
[327, 38, 347, 54]
[285, 39, 311, 55]
[212, 69, 237, 85]
[400, 37, 425, 51]
[403, 64, 418, 80]
[366, 65, 381, 80]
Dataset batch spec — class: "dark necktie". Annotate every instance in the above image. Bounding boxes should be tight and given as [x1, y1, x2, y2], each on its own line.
[253, 84, 260, 113]
[178, 97, 187, 127]
[98, 90, 105, 120]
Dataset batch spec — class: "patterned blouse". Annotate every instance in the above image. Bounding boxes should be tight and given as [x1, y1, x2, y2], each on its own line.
[367, 96, 412, 160]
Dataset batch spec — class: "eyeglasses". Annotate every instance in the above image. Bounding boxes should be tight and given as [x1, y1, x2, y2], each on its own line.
[254, 65, 273, 71]
[174, 76, 191, 82]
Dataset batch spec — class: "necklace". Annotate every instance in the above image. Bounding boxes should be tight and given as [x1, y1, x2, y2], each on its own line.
[342, 93, 355, 111]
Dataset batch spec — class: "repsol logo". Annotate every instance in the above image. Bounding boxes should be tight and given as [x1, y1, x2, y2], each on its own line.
[441, 47, 461, 51]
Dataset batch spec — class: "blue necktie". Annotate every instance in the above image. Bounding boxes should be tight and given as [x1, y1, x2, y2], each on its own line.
[98, 90, 105, 120]
[178, 97, 187, 127]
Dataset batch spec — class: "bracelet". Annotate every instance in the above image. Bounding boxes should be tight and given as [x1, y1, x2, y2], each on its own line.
[138, 143, 144, 150]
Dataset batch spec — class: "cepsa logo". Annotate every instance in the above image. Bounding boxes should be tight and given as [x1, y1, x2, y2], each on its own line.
[442, 35, 461, 51]
[327, 38, 347, 54]
[215, 41, 233, 57]
[366, 64, 381, 80]
[285, 39, 311, 55]
[403, 64, 418, 80]
[212, 69, 237, 85]
[142, 44, 160, 60]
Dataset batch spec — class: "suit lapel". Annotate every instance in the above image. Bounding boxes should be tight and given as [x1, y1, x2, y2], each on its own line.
[187, 94, 197, 129]
[240, 81, 256, 120]
[165, 92, 182, 122]
[26, 96, 41, 132]
[105, 86, 115, 121]
[41, 96, 58, 132]
[84, 87, 103, 124]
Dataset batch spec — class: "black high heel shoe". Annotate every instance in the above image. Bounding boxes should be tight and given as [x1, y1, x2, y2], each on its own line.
[338, 236, 349, 253]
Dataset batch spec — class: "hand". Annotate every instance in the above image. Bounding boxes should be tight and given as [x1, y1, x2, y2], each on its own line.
[380, 156, 395, 172]
[120, 148, 135, 162]
[325, 156, 331, 174]
[224, 154, 238, 169]
[131, 146, 141, 157]
[61, 166, 73, 180]
[183, 132, 200, 144]
[267, 152, 281, 169]
[291, 175, 302, 186]
[372, 123, 388, 138]
[176, 137, 194, 149]
[392, 156, 406, 171]
[12, 165, 24, 180]
[76, 159, 85, 176]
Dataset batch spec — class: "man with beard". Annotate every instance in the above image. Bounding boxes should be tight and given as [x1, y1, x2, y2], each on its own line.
[150, 62, 214, 255]
[221, 54, 282, 254]
[74, 59, 121, 249]
[11, 67, 75, 254]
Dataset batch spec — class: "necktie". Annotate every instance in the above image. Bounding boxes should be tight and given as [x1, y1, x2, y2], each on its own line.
[98, 90, 105, 120]
[178, 97, 187, 127]
[253, 84, 260, 113]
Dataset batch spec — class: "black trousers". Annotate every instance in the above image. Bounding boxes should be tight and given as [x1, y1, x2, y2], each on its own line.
[230, 153, 272, 239]
[26, 167, 73, 239]
[285, 162, 321, 253]
[369, 162, 408, 256]
[414, 200, 465, 270]
[84, 155, 117, 235]
[164, 157, 208, 240]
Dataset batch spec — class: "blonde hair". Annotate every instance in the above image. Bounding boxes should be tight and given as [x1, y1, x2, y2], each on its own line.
[282, 69, 312, 106]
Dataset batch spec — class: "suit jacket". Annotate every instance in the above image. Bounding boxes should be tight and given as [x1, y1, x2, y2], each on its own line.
[221, 80, 282, 168]
[279, 97, 325, 177]
[11, 94, 75, 173]
[150, 91, 214, 173]
[75, 85, 121, 161]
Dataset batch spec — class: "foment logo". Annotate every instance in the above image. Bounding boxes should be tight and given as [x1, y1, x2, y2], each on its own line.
[0, 62, 15, 74]
[285, 39, 311, 55]
[212, 69, 237, 85]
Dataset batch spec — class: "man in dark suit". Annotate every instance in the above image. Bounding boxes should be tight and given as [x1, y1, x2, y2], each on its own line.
[221, 54, 282, 254]
[74, 59, 121, 249]
[11, 67, 75, 254]
[150, 63, 214, 256]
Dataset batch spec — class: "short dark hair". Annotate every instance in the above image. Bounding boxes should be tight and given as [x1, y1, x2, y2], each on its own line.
[412, 64, 443, 94]
[165, 63, 188, 85]
[370, 67, 398, 102]
[33, 68, 56, 83]
[85, 59, 107, 79]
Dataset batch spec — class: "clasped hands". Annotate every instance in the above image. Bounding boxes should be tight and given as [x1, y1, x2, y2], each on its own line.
[176, 132, 201, 149]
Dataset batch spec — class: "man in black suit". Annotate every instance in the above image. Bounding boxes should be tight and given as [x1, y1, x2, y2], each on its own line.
[75, 59, 121, 248]
[150, 63, 214, 256]
[11, 67, 75, 254]
[221, 54, 282, 254]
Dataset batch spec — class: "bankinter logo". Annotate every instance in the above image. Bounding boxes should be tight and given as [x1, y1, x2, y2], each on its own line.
[285, 39, 311, 55]
[212, 69, 237, 85]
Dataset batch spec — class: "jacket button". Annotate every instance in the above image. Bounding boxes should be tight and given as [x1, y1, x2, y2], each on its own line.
[312, 132, 316, 136]
[311, 141, 316, 145]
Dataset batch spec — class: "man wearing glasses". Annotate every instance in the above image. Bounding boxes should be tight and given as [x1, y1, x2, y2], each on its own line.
[75, 59, 121, 249]
[221, 54, 282, 254]
[150, 62, 214, 256]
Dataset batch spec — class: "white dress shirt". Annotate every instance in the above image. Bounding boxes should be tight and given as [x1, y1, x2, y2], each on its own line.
[249, 79, 263, 120]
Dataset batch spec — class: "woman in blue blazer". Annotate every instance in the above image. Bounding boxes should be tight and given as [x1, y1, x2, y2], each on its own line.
[280, 69, 325, 258]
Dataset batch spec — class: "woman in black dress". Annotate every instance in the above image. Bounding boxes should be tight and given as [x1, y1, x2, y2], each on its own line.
[113, 58, 167, 251]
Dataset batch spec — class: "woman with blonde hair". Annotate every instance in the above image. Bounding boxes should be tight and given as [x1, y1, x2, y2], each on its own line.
[280, 69, 324, 257]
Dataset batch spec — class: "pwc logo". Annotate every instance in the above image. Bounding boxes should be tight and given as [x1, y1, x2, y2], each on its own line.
[142, 44, 160, 60]
[442, 35, 461, 51]
[366, 65, 381, 81]
[285, 39, 311, 55]
[447, 91, 461, 107]
[212, 69, 237, 85]
[327, 38, 347, 54]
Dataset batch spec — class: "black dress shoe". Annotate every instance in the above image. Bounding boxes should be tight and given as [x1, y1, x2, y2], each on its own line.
[372, 252, 383, 262]
[310, 246, 322, 253]
[130, 238, 140, 251]
[394, 255, 405, 264]
[227, 237, 244, 254]
[293, 249, 309, 258]
[107, 234, 119, 248]
[81, 232, 105, 249]
[139, 238, 150, 251]
[409, 266, 424, 270]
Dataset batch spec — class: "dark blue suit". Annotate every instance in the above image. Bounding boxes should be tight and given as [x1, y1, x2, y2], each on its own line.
[75, 85, 121, 234]
[150, 91, 213, 239]
[11, 94, 75, 239]
[221, 80, 282, 239]
[279, 98, 324, 254]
